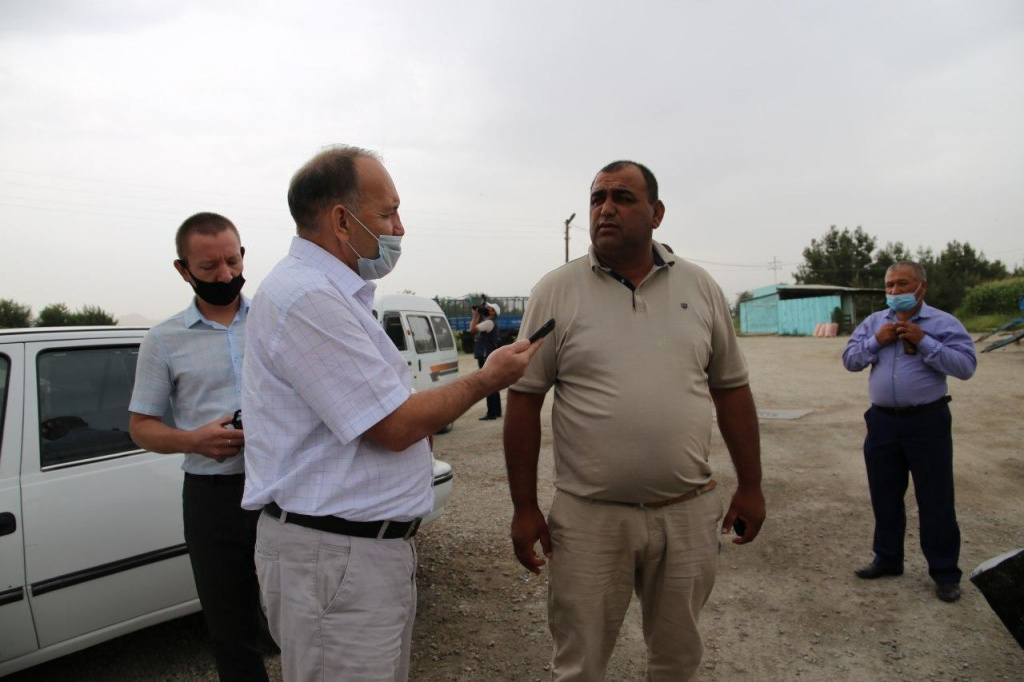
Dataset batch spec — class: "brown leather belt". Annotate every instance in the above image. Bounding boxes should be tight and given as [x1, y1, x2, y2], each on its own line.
[583, 479, 717, 509]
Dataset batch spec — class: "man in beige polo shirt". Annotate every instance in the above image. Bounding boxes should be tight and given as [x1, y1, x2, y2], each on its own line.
[504, 160, 766, 681]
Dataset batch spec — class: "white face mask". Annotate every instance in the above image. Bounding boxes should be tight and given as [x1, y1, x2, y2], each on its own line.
[345, 208, 402, 280]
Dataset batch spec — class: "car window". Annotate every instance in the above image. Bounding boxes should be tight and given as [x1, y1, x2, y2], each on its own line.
[408, 315, 437, 354]
[0, 354, 9, 450]
[37, 346, 141, 468]
[383, 313, 407, 351]
[430, 315, 455, 351]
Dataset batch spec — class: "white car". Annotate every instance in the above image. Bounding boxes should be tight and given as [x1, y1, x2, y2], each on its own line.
[0, 326, 452, 676]
[373, 293, 460, 433]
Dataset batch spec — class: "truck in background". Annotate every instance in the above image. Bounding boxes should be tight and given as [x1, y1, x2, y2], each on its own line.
[435, 296, 529, 352]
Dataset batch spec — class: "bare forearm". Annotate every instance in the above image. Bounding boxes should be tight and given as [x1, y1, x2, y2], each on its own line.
[129, 413, 195, 454]
[365, 338, 543, 452]
[710, 384, 762, 486]
[366, 370, 501, 451]
[504, 390, 544, 510]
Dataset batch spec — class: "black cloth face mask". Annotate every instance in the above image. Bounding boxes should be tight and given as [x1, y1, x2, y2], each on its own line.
[178, 261, 246, 306]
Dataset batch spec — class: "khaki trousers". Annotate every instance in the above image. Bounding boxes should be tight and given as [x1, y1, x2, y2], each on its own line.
[254, 512, 417, 682]
[547, 488, 722, 681]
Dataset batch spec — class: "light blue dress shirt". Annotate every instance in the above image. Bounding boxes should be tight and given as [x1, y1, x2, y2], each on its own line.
[130, 296, 249, 475]
[842, 301, 976, 408]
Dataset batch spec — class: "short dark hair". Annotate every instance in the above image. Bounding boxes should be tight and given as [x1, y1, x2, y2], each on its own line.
[886, 261, 928, 283]
[288, 145, 381, 233]
[175, 212, 239, 261]
[593, 160, 659, 203]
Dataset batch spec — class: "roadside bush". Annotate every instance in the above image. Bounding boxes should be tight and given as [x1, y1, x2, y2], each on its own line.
[956, 278, 1024, 317]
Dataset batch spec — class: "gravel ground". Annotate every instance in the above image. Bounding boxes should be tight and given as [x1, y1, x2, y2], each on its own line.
[11, 336, 1024, 681]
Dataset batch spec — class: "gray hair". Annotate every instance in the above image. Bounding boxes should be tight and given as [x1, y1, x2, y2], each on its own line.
[885, 261, 927, 283]
[288, 144, 382, 234]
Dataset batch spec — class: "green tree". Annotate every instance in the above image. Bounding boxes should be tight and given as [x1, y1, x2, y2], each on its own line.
[0, 299, 33, 328]
[871, 241, 913, 286]
[72, 305, 118, 326]
[957, 277, 1024, 317]
[36, 303, 73, 327]
[794, 226, 877, 287]
[36, 303, 117, 327]
[926, 241, 1007, 313]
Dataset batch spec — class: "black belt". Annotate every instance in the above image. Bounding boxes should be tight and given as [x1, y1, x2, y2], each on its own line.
[184, 473, 245, 485]
[263, 501, 421, 540]
[872, 395, 951, 416]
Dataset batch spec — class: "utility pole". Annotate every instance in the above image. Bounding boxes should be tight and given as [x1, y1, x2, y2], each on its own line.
[564, 213, 575, 263]
[769, 256, 781, 284]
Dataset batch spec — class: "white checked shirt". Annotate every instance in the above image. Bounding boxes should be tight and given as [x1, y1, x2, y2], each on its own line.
[130, 296, 248, 476]
[241, 236, 432, 521]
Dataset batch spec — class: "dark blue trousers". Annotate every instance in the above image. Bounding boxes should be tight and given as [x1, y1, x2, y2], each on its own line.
[863, 404, 962, 584]
[476, 355, 502, 417]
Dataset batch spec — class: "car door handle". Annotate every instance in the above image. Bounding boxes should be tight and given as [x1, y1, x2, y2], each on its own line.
[0, 512, 16, 537]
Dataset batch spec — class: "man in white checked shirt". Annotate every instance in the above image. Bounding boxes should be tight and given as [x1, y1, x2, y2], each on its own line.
[241, 145, 541, 681]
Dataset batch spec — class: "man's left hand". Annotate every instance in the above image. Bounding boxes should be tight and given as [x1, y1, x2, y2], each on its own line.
[722, 483, 766, 545]
[896, 320, 925, 345]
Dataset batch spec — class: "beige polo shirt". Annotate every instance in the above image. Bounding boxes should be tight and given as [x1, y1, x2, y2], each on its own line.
[512, 241, 749, 504]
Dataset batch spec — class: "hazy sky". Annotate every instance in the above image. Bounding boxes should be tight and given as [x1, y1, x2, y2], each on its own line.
[2, 0, 1022, 322]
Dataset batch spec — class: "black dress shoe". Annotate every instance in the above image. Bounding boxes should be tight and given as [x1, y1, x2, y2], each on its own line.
[854, 562, 904, 580]
[478, 415, 497, 421]
[936, 583, 961, 603]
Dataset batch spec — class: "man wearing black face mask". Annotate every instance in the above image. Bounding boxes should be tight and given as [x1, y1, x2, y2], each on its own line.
[130, 212, 270, 682]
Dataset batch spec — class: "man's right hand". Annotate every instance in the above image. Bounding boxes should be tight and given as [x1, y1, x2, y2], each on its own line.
[481, 338, 543, 391]
[511, 505, 552, 574]
[189, 415, 244, 462]
[875, 323, 900, 346]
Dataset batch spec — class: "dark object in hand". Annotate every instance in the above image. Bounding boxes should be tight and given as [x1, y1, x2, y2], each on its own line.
[733, 518, 747, 537]
[902, 339, 917, 355]
[528, 318, 556, 344]
[230, 410, 243, 430]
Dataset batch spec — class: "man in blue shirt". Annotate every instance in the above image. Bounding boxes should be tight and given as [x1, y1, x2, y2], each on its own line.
[843, 261, 976, 603]
[130, 212, 269, 681]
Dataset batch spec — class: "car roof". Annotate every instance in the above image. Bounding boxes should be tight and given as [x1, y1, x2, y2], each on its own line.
[372, 294, 444, 315]
[0, 326, 150, 343]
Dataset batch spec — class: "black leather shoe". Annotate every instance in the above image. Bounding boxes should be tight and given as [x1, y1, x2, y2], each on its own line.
[478, 415, 497, 421]
[936, 583, 961, 603]
[854, 562, 903, 579]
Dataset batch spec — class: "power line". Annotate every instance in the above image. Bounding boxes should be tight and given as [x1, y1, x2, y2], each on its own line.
[684, 257, 772, 269]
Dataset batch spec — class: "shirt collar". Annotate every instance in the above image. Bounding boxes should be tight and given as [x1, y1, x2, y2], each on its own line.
[184, 294, 250, 329]
[587, 240, 676, 272]
[289, 236, 376, 304]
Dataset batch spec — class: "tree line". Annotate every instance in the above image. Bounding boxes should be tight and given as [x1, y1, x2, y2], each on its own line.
[793, 226, 1017, 314]
[0, 299, 118, 329]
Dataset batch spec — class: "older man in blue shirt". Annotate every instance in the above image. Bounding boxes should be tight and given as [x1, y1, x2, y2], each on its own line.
[843, 261, 976, 603]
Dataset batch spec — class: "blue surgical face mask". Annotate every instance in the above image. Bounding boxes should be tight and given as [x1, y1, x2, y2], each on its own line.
[886, 283, 922, 312]
[344, 209, 402, 280]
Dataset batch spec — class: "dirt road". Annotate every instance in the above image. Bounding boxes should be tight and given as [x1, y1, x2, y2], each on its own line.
[16, 337, 1024, 681]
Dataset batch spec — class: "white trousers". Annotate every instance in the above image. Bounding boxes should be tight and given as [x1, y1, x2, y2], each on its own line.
[255, 512, 417, 682]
